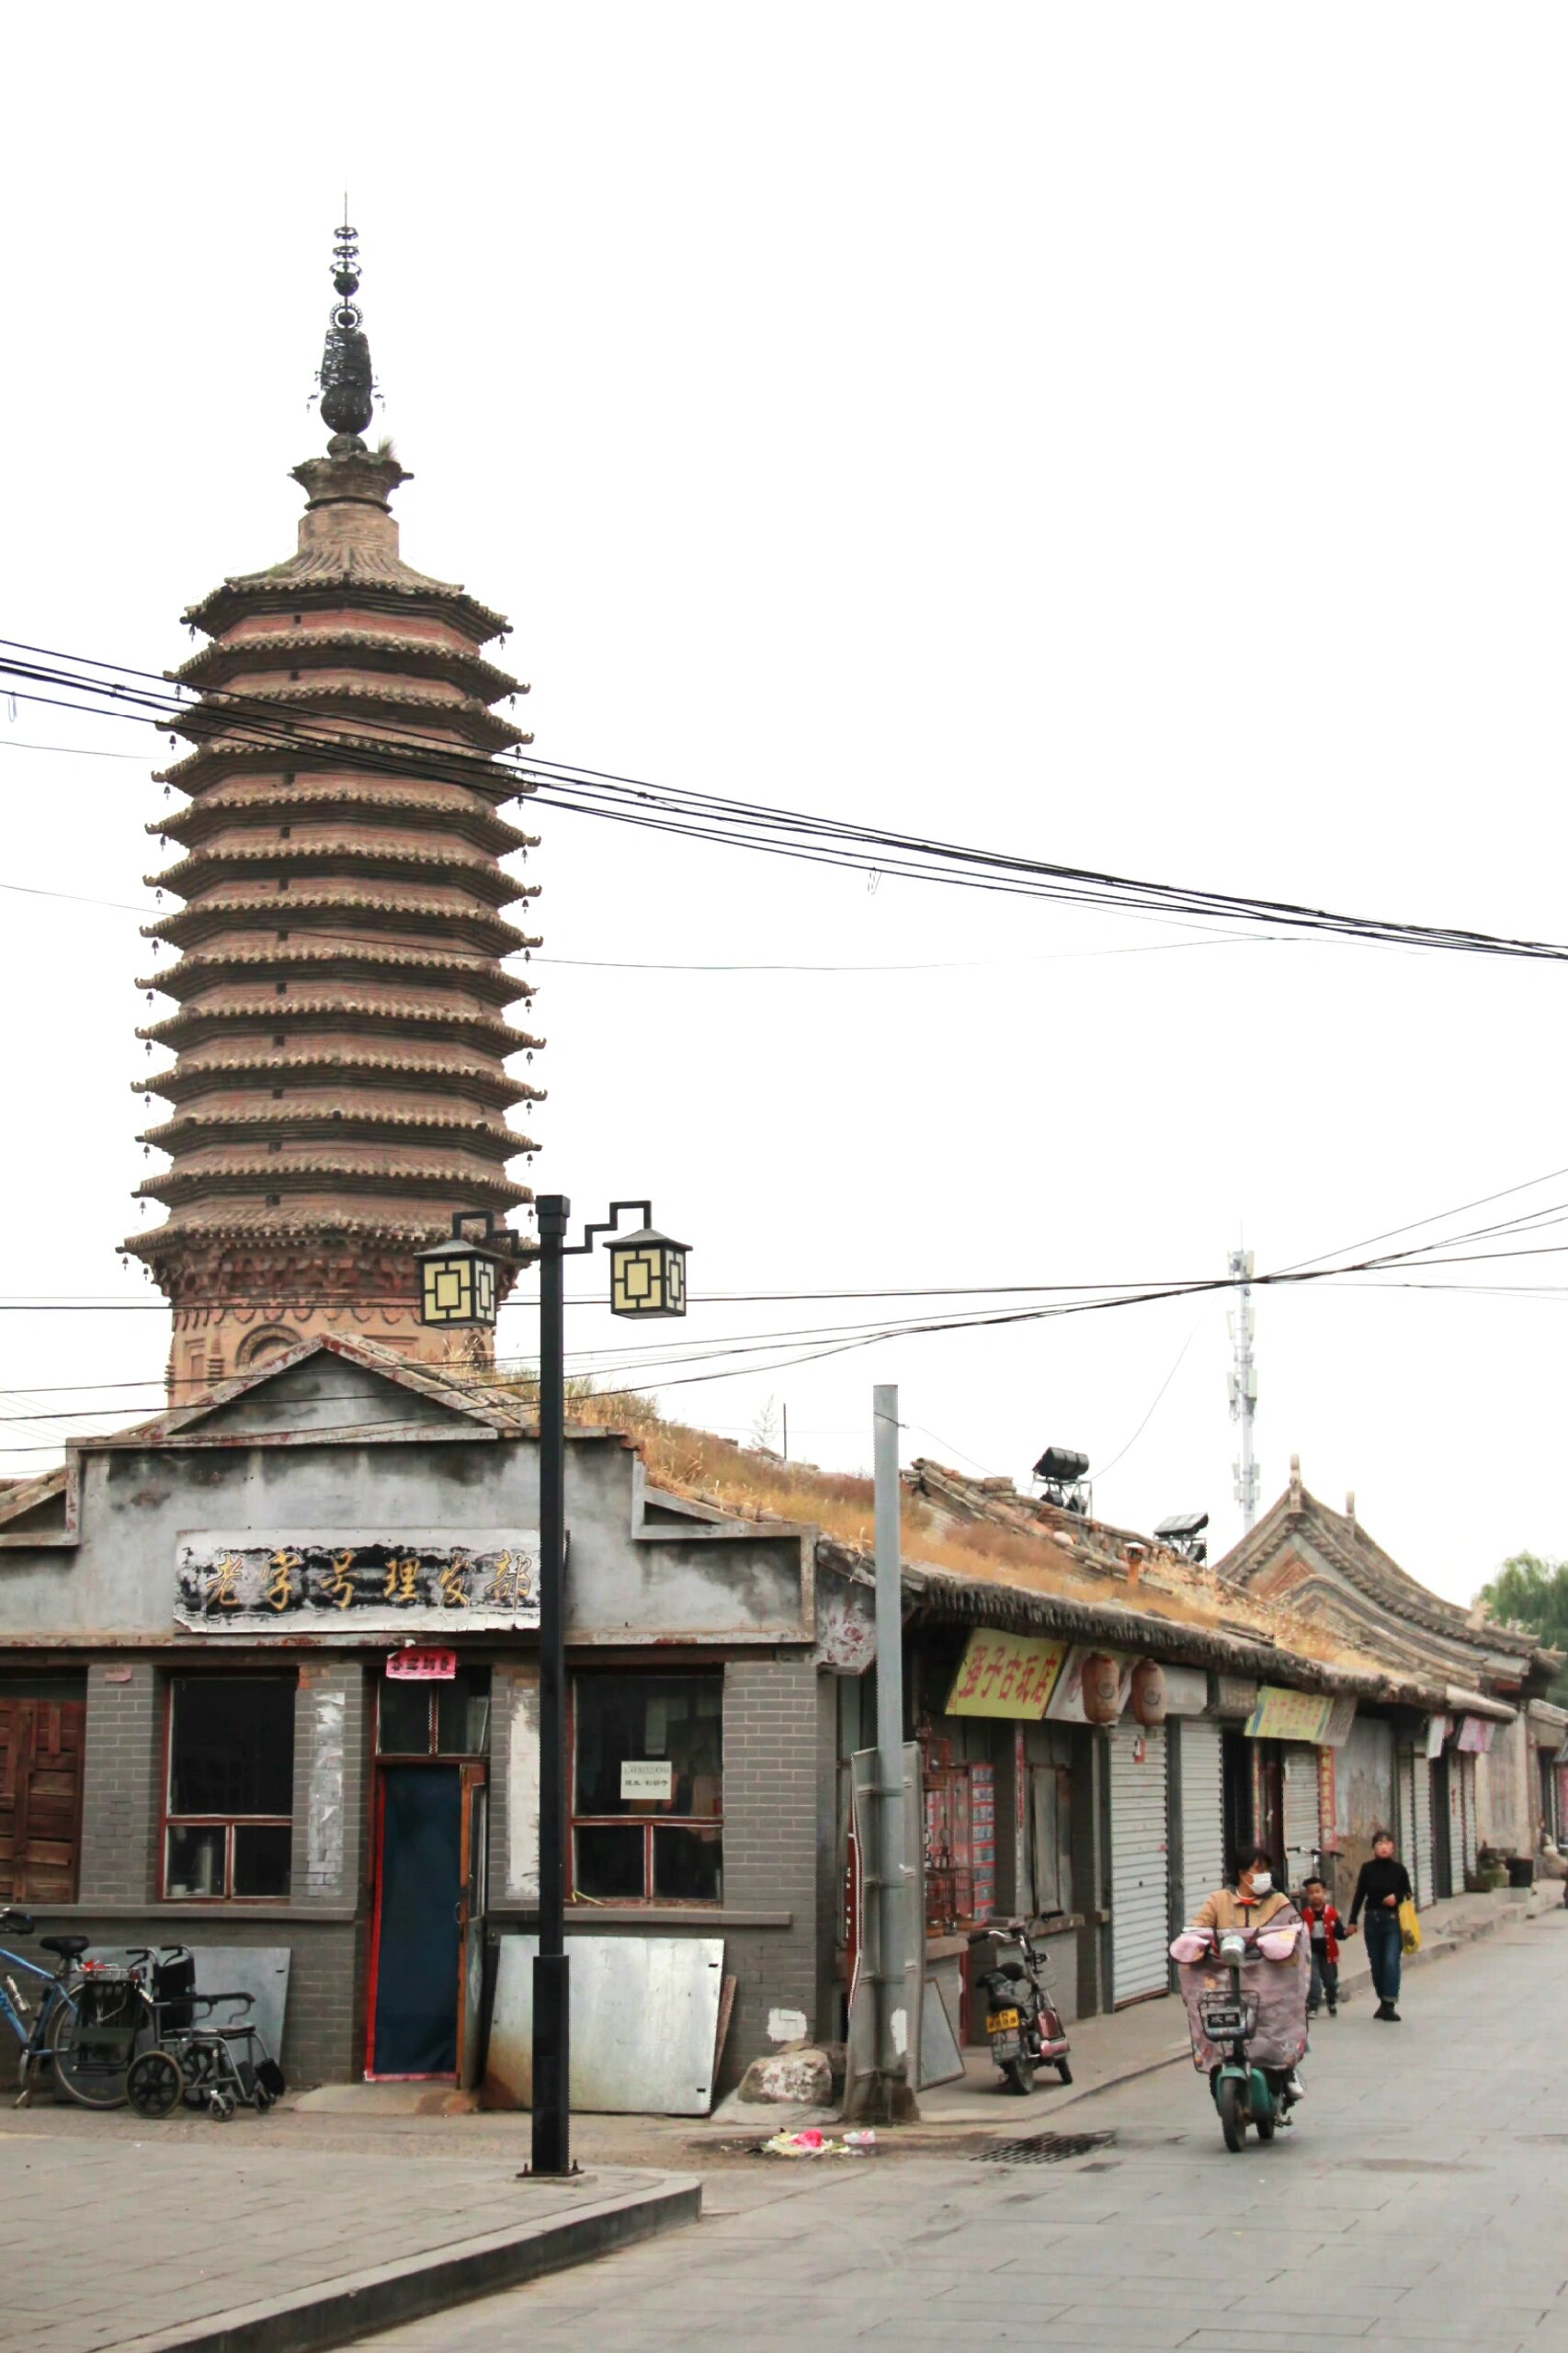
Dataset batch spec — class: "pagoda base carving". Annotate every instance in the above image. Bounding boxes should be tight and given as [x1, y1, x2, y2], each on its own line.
[153, 1239, 520, 1402]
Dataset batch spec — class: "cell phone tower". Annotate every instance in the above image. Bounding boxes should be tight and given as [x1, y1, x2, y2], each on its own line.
[1228, 1247, 1259, 1531]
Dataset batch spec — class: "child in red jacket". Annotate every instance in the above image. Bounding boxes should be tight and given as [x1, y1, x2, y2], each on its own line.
[1300, 1874, 1356, 2015]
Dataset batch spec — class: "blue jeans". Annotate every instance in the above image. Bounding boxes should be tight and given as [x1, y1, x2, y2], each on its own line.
[1365, 1906, 1403, 2005]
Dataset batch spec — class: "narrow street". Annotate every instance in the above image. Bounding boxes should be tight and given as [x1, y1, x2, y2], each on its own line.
[361, 1911, 1568, 2353]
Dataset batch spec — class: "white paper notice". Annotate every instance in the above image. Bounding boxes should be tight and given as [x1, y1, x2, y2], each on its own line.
[620, 1759, 675, 1801]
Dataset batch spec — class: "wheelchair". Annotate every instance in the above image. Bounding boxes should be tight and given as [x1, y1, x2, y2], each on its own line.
[67, 1946, 285, 2120]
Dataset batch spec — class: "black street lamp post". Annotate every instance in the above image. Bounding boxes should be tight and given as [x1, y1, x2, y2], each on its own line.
[418, 1197, 688, 2177]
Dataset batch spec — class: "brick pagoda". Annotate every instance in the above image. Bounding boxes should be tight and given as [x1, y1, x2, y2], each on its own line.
[128, 227, 542, 1398]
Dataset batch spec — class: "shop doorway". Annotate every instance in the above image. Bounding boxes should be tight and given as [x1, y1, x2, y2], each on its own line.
[1221, 1730, 1253, 1873]
[1431, 1754, 1454, 1900]
[367, 1665, 491, 2083]
[369, 1764, 486, 2080]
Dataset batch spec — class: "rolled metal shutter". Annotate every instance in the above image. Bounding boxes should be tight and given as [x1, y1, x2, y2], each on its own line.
[1175, 1719, 1225, 1930]
[1283, 1744, 1320, 1891]
[1397, 1752, 1417, 1870]
[1109, 1722, 1170, 2006]
[1411, 1756, 1434, 1907]
[1460, 1755, 1479, 1876]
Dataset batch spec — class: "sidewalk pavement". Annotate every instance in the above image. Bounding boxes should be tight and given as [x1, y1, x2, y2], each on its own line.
[0, 2134, 697, 2353]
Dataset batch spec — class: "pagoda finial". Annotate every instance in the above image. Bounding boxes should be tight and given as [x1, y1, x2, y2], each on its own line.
[315, 213, 376, 445]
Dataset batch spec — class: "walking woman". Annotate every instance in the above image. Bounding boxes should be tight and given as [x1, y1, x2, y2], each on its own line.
[1348, 1828, 1413, 2020]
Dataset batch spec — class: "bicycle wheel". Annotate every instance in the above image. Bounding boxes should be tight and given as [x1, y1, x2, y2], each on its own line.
[47, 1982, 140, 2110]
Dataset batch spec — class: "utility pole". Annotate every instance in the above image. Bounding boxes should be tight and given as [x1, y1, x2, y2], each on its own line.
[872, 1383, 918, 2120]
[1228, 1246, 1259, 1532]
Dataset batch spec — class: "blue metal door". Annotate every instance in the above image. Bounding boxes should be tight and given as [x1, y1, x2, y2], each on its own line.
[370, 1767, 461, 2077]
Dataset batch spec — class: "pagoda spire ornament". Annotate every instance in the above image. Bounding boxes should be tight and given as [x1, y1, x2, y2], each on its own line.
[315, 214, 377, 443]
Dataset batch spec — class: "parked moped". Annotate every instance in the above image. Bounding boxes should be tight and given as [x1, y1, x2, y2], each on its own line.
[969, 1918, 1073, 2096]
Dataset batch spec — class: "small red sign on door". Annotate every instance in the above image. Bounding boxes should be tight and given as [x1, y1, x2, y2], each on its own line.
[386, 1647, 459, 1680]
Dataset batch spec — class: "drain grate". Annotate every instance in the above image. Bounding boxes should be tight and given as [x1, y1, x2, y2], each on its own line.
[977, 2130, 1115, 2165]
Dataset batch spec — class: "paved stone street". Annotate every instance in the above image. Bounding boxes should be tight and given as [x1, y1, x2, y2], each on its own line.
[361, 1910, 1568, 2353]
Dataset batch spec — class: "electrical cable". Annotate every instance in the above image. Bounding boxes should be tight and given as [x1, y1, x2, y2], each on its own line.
[6, 637, 1568, 966]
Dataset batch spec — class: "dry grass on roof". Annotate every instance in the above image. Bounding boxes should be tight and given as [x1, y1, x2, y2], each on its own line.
[532, 1382, 1374, 1670]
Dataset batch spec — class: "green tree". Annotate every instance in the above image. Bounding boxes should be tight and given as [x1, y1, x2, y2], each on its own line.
[1476, 1552, 1568, 1701]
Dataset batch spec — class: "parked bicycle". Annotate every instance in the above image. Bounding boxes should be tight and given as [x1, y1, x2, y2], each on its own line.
[0, 1904, 87, 2107]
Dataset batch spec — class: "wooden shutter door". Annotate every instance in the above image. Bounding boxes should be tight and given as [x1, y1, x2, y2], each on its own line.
[0, 1700, 85, 1902]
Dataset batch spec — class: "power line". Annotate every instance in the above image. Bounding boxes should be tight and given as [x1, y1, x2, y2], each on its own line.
[6, 636, 1568, 967]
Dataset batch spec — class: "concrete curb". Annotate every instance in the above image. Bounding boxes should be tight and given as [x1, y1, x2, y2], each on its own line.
[113, 2173, 701, 2353]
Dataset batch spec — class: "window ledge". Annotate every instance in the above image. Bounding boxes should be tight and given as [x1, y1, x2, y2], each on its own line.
[487, 1905, 793, 1930]
[40, 1904, 358, 1925]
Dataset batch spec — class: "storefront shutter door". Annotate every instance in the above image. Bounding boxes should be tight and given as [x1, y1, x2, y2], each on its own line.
[1411, 1751, 1434, 1907]
[1109, 1722, 1169, 2006]
[1282, 1745, 1319, 1890]
[1174, 1719, 1225, 1932]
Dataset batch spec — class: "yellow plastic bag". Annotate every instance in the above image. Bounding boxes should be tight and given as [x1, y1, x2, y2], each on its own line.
[1399, 1897, 1421, 1954]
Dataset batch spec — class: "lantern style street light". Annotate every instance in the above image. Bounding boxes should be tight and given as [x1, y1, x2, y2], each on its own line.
[413, 1211, 506, 1327]
[419, 1196, 687, 2177]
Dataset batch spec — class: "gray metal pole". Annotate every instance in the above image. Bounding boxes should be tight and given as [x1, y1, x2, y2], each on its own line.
[872, 1383, 917, 2116]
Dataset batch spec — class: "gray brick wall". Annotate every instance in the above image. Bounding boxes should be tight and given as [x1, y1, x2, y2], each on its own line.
[0, 1915, 361, 2091]
[722, 1653, 820, 2078]
[79, 1664, 162, 1905]
[291, 1660, 368, 1908]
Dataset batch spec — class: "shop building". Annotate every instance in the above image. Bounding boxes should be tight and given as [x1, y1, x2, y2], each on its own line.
[0, 1337, 819, 2097]
[1218, 1461, 1562, 1902]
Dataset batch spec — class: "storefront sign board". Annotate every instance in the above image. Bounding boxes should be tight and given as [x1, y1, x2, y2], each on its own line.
[175, 1529, 541, 1632]
[946, 1630, 1069, 1720]
[1243, 1685, 1333, 1744]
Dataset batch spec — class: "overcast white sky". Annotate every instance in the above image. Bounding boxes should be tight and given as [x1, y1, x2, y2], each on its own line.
[2, 6, 1564, 1602]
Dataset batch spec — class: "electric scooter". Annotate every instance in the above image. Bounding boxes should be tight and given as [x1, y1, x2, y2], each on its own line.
[1173, 1921, 1301, 2153]
[969, 1918, 1073, 2096]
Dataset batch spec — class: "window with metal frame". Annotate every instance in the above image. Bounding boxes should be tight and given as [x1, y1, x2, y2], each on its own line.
[376, 1665, 491, 1757]
[163, 1676, 295, 1901]
[571, 1673, 722, 1904]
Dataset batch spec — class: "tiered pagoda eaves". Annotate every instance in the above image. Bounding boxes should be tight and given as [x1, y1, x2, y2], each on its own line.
[127, 229, 542, 1398]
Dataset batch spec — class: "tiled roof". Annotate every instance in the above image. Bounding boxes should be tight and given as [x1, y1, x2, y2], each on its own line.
[148, 786, 536, 858]
[182, 552, 509, 643]
[147, 840, 529, 909]
[126, 1206, 491, 1250]
[172, 631, 525, 701]
[141, 1105, 534, 1149]
[137, 996, 540, 1049]
[134, 1051, 539, 1108]
[167, 681, 528, 755]
[136, 1155, 528, 1202]
[146, 890, 531, 955]
[153, 731, 524, 802]
[138, 947, 529, 1010]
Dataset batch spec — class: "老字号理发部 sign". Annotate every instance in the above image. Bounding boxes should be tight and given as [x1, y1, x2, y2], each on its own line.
[175, 1529, 541, 1633]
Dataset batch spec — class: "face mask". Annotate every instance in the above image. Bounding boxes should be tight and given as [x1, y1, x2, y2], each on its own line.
[1249, 1871, 1272, 1895]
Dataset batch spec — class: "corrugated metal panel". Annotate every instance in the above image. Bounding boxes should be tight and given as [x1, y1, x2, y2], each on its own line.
[1283, 1744, 1319, 1889]
[1412, 1753, 1434, 1908]
[1175, 1719, 1225, 1930]
[1109, 1721, 1169, 2006]
[1460, 1755, 1479, 1876]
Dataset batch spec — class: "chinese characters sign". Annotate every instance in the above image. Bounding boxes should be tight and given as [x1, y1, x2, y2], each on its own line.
[175, 1529, 540, 1633]
[1244, 1684, 1333, 1744]
[946, 1631, 1068, 1720]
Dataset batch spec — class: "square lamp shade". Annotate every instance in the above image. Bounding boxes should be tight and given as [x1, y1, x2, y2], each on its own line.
[608, 1224, 688, 1319]
[415, 1234, 500, 1328]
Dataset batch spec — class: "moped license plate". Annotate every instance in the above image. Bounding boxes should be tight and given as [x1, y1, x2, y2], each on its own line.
[1201, 2006, 1246, 2035]
[990, 2033, 1021, 2059]
[987, 2007, 1021, 2031]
